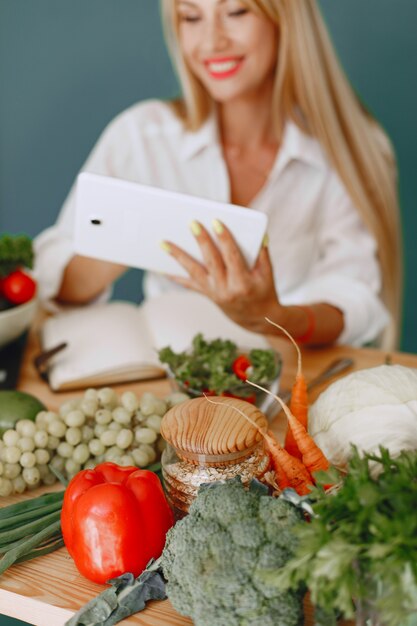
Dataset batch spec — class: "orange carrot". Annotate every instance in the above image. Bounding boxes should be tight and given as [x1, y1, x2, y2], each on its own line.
[265, 317, 308, 459]
[263, 430, 312, 495]
[284, 410, 329, 474]
[246, 379, 330, 477]
[261, 433, 292, 491]
[203, 396, 312, 495]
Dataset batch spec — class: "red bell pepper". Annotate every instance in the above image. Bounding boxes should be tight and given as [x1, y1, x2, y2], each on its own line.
[61, 462, 174, 584]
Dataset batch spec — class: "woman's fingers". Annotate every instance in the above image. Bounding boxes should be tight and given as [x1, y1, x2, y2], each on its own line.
[165, 273, 204, 293]
[211, 219, 249, 279]
[253, 240, 275, 282]
[161, 240, 208, 287]
[162, 223, 281, 331]
[190, 221, 226, 286]
[161, 221, 270, 305]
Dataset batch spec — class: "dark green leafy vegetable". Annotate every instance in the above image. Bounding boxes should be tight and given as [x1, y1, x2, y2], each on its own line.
[65, 559, 166, 626]
[158, 333, 280, 397]
[0, 234, 34, 278]
[273, 447, 417, 626]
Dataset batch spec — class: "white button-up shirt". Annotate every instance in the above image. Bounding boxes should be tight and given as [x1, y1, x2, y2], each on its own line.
[34, 99, 389, 346]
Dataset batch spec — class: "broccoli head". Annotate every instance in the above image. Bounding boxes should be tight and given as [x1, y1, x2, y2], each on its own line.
[161, 478, 305, 626]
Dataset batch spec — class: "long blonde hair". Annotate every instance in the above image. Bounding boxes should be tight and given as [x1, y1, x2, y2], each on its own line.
[160, 0, 403, 349]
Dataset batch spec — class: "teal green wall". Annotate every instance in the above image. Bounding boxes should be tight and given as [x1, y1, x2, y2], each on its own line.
[0, 1, 416, 353]
[0, 618, 28, 626]
[320, 0, 417, 354]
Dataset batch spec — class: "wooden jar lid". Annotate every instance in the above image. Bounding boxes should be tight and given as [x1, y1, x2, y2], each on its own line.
[160, 396, 268, 462]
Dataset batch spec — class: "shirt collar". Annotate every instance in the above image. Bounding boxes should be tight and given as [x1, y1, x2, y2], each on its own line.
[180, 112, 328, 171]
[278, 120, 328, 171]
[180, 112, 219, 161]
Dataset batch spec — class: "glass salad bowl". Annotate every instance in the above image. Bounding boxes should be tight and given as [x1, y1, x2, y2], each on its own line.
[159, 334, 282, 420]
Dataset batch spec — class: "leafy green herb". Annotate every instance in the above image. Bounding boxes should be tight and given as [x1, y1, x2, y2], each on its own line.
[273, 447, 417, 625]
[0, 234, 34, 278]
[158, 333, 280, 397]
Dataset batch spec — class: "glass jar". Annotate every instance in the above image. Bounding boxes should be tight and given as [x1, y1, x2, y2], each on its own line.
[160, 395, 271, 519]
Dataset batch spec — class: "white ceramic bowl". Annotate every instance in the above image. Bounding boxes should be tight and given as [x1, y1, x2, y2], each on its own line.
[0, 298, 38, 349]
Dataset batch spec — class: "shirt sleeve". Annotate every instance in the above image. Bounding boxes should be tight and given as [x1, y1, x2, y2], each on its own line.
[286, 173, 390, 346]
[33, 112, 134, 308]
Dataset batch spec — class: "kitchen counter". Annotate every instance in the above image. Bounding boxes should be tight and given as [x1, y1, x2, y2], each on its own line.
[1, 323, 416, 625]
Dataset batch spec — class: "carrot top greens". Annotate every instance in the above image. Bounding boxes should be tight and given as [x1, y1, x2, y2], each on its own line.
[274, 447, 417, 625]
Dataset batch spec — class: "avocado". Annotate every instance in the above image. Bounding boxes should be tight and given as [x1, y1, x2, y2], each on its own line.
[0, 390, 46, 436]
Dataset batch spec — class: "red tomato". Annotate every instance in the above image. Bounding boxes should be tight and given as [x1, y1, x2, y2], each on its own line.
[232, 354, 252, 380]
[3, 270, 36, 305]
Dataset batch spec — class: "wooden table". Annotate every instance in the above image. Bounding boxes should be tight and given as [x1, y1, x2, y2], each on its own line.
[1, 325, 416, 626]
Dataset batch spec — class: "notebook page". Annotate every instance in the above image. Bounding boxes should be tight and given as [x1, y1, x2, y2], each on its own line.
[42, 302, 158, 390]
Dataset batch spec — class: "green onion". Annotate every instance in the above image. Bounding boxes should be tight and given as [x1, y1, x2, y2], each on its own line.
[14, 538, 65, 565]
[0, 509, 61, 545]
[0, 534, 35, 554]
[0, 500, 63, 531]
[48, 464, 68, 487]
[0, 519, 61, 575]
[0, 489, 65, 575]
[0, 531, 62, 555]
[0, 490, 64, 521]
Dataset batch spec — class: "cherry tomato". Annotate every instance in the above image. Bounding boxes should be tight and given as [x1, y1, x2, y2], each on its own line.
[3, 270, 36, 305]
[232, 354, 252, 380]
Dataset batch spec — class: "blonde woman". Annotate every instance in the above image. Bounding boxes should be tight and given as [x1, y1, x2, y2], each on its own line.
[34, 0, 402, 349]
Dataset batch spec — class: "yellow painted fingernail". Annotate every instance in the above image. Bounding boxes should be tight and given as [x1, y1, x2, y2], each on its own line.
[190, 220, 202, 237]
[160, 241, 171, 253]
[262, 233, 269, 248]
[212, 219, 224, 235]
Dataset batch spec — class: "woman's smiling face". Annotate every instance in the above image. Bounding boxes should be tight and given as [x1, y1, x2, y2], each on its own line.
[176, 0, 278, 103]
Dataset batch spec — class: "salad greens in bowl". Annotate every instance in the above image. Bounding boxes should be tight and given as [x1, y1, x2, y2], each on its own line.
[0, 234, 37, 348]
[158, 333, 282, 418]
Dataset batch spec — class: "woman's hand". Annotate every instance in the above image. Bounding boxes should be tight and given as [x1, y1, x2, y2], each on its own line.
[161, 219, 284, 333]
[162, 219, 344, 344]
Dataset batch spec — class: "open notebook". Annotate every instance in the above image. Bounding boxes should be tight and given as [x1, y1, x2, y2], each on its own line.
[40, 291, 270, 391]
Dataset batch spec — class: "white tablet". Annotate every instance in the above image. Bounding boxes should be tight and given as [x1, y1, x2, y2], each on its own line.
[74, 173, 268, 278]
